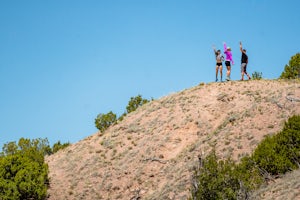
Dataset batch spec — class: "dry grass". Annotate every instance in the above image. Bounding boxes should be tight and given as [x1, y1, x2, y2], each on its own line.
[251, 169, 300, 200]
[45, 79, 300, 200]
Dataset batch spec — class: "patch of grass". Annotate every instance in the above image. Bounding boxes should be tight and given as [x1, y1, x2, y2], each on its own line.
[237, 142, 243, 149]
[131, 140, 137, 146]
[247, 134, 254, 140]
[267, 124, 274, 129]
[100, 137, 115, 149]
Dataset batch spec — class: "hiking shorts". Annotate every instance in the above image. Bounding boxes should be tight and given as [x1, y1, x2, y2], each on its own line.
[241, 63, 247, 73]
[225, 61, 231, 67]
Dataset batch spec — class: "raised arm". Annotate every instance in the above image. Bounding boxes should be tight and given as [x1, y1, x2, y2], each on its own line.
[223, 42, 227, 52]
[212, 45, 217, 54]
[240, 41, 243, 52]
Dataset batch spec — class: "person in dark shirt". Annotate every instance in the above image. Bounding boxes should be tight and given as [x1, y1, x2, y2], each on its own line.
[240, 42, 251, 80]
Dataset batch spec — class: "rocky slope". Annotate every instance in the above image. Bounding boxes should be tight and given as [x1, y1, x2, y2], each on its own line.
[46, 80, 300, 200]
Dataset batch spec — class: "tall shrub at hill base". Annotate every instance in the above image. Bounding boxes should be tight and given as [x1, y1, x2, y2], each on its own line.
[0, 155, 48, 200]
[0, 138, 50, 200]
[191, 151, 262, 200]
[191, 116, 300, 199]
[252, 115, 300, 175]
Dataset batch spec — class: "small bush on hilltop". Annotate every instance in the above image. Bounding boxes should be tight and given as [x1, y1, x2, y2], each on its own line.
[252, 71, 263, 80]
[95, 95, 151, 131]
[95, 111, 117, 132]
[191, 115, 300, 199]
[119, 94, 150, 121]
[126, 94, 150, 114]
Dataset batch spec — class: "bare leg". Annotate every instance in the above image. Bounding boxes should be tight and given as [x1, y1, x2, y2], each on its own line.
[244, 65, 251, 80]
[216, 66, 219, 81]
[220, 65, 223, 81]
[245, 72, 251, 80]
[226, 66, 231, 80]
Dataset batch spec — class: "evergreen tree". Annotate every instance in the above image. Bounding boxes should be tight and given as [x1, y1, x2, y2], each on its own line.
[0, 138, 50, 200]
[280, 53, 300, 79]
[95, 111, 117, 132]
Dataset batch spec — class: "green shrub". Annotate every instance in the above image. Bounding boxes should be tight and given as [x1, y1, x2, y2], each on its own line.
[252, 71, 263, 80]
[0, 179, 19, 200]
[0, 138, 50, 200]
[126, 94, 150, 114]
[51, 141, 70, 154]
[191, 116, 300, 199]
[280, 53, 300, 79]
[118, 95, 150, 121]
[95, 111, 117, 132]
[191, 151, 250, 200]
[235, 156, 263, 191]
[95, 95, 150, 130]
[252, 115, 300, 174]
[191, 153, 263, 199]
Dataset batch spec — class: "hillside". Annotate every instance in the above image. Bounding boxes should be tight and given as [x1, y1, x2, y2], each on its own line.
[45, 80, 300, 200]
[251, 169, 300, 199]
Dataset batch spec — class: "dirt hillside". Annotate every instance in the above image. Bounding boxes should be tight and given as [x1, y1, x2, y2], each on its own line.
[46, 80, 300, 200]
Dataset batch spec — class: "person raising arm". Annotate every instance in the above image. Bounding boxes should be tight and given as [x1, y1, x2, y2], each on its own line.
[240, 42, 251, 80]
[223, 42, 234, 81]
[212, 45, 224, 82]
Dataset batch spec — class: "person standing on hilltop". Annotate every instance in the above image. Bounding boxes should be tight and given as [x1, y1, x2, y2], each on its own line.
[212, 45, 224, 82]
[240, 41, 251, 80]
[223, 42, 234, 81]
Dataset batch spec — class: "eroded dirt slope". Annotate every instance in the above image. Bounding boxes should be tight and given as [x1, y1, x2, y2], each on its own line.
[46, 80, 300, 200]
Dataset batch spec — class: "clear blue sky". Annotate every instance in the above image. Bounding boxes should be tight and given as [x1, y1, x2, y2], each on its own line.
[1, 1, 299, 148]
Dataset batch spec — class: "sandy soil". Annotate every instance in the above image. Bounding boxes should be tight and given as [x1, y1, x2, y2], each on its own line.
[45, 79, 300, 200]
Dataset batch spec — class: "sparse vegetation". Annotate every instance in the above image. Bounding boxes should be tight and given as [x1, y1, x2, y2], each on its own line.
[95, 95, 150, 131]
[252, 71, 263, 80]
[52, 140, 70, 154]
[191, 115, 300, 199]
[47, 79, 300, 200]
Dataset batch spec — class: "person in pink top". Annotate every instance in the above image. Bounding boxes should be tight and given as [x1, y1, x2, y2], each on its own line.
[223, 42, 234, 81]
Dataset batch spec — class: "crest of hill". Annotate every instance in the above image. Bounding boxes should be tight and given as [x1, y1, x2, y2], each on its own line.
[46, 80, 300, 200]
